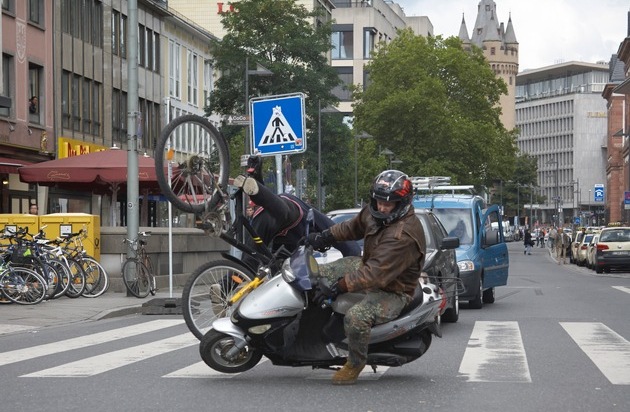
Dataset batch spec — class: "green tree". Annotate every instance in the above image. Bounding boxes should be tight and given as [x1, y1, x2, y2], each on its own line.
[207, 0, 345, 205]
[352, 29, 518, 188]
[498, 153, 543, 223]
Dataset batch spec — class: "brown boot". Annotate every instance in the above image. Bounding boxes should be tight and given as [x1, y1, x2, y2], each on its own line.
[332, 362, 365, 385]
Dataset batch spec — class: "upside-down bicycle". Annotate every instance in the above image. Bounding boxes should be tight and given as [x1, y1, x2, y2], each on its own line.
[155, 114, 284, 339]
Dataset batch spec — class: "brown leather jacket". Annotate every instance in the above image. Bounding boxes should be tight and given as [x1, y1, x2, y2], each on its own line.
[329, 206, 426, 296]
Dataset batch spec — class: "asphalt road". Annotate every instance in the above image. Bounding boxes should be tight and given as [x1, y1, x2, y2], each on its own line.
[0, 241, 628, 412]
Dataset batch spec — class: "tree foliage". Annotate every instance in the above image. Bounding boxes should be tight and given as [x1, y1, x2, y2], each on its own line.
[352, 29, 518, 188]
[206, 0, 347, 208]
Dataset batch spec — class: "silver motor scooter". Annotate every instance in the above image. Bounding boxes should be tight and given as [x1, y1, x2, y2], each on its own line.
[199, 240, 454, 374]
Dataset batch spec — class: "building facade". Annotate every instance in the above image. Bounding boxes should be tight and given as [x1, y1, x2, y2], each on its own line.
[458, 0, 518, 131]
[602, 55, 626, 224]
[0, 0, 218, 226]
[611, 14, 630, 224]
[330, 0, 432, 114]
[0, 0, 55, 214]
[516, 62, 609, 226]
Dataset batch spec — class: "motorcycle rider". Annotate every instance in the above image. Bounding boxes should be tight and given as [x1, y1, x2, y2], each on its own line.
[307, 170, 426, 385]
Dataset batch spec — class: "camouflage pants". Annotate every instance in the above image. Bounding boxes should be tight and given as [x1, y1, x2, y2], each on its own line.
[319, 257, 411, 367]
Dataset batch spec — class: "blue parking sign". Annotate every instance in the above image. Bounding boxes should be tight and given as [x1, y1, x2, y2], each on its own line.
[594, 184, 604, 202]
[250, 93, 306, 156]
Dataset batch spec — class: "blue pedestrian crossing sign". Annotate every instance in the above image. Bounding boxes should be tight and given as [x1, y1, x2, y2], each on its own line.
[594, 184, 604, 202]
[250, 93, 306, 156]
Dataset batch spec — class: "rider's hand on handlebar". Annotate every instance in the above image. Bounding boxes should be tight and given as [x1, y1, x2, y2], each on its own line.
[307, 229, 335, 252]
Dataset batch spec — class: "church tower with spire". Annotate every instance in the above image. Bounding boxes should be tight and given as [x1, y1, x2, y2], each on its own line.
[459, 0, 519, 130]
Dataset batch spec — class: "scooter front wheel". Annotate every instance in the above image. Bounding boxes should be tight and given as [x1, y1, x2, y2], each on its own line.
[200, 329, 262, 373]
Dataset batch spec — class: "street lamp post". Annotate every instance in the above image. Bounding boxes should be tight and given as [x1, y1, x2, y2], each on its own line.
[244, 57, 273, 154]
[317, 101, 338, 210]
[354, 132, 373, 207]
[546, 158, 560, 226]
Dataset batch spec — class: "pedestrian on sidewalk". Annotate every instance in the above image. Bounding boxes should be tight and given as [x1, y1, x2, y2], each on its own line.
[524, 228, 533, 255]
[556, 229, 570, 264]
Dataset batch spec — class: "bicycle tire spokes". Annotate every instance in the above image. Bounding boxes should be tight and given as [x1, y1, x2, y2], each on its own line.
[156, 115, 230, 214]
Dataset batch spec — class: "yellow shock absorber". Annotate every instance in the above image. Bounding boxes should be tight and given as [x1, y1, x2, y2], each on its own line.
[228, 276, 264, 305]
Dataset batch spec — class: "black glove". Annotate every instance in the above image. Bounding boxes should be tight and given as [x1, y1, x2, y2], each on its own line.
[313, 281, 341, 307]
[307, 229, 335, 252]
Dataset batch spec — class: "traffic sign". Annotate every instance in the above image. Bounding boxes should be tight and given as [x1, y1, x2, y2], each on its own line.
[225, 114, 249, 126]
[594, 184, 604, 202]
[250, 93, 306, 156]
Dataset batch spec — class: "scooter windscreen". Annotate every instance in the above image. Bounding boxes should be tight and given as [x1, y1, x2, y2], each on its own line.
[281, 245, 318, 292]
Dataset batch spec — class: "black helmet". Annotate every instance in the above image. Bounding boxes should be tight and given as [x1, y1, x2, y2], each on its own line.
[369, 170, 413, 226]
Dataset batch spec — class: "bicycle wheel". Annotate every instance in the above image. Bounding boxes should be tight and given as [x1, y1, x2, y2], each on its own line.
[142, 254, 157, 296]
[48, 258, 71, 299]
[65, 258, 86, 298]
[155, 114, 230, 214]
[80, 257, 109, 298]
[122, 258, 151, 298]
[182, 260, 254, 340]
[0, 266, 47, 305]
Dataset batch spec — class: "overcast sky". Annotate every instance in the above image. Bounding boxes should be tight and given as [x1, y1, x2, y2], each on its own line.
[394, 0, 629, 71]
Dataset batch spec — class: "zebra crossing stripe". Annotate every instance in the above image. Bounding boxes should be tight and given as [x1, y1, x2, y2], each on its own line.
[561, 322, 630, 385]
[0, 319, 184, 368]
[164, 358, 269, 378]
[0, 324, 37, 335]
[458, 321, 531, 383]
[612, 286, 630, 295]
[22, 333, 198, 377]
[306, 365, 389, 380]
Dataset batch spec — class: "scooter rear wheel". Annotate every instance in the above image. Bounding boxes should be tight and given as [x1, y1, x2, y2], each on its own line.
[200, 329, 263, 373]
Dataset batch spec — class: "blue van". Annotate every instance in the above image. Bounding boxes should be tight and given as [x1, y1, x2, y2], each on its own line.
[413, 191, 509, 309]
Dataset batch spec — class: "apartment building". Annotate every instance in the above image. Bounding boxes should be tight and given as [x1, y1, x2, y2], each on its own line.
[330, 0, 432, 114]
[516, 62, 609, 226]
[0, 0, 55, 213]
[0, 0, 218, 225]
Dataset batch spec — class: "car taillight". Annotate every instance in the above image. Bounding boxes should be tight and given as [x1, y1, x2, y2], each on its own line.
[580, 245, 588, 250]
[596, 244, 609, 251]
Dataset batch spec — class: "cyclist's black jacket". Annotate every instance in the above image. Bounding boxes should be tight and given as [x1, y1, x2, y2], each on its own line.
[242, 182, 361, 269]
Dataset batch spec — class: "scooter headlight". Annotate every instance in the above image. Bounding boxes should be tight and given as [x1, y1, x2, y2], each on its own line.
[281, 258, 296, 283]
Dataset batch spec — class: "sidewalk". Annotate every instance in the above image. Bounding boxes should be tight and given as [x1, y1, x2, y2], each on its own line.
[1, 288, 183, 330]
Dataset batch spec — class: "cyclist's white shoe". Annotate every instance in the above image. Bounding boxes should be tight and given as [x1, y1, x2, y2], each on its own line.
[233, 174, 259, 195]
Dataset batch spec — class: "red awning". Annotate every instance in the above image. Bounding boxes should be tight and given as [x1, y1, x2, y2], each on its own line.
[0, 157, 32, 174]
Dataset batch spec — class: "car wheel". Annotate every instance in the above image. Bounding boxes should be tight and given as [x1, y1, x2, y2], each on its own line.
[468, 278, 483, 309]
[482, 287, 495, 304]
[595, 265, 603, 274]
[442, 293, 459, 323]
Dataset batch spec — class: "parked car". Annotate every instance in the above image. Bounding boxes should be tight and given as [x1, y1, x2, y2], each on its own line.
[413, 192, 509, 309]
[570, 231, 585, 264]
[593, 226, 630, 273]
[586, 234, 600, 269]
[575, 233, 594, 267]
[324, 208, 461, 322]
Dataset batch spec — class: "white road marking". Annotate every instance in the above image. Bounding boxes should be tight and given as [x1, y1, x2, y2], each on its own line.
[458, 321, 531, 382]
[306, 365, 389, 380]
[22, 333, 197, 377]
[612, 286, 630, 295]
[0, 319, 184, 368]
[561, 322, 630, 385]
[0, 324, 37, 335]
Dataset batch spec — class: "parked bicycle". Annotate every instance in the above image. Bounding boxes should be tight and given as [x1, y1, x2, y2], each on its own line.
[122, 231, 157, 298]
